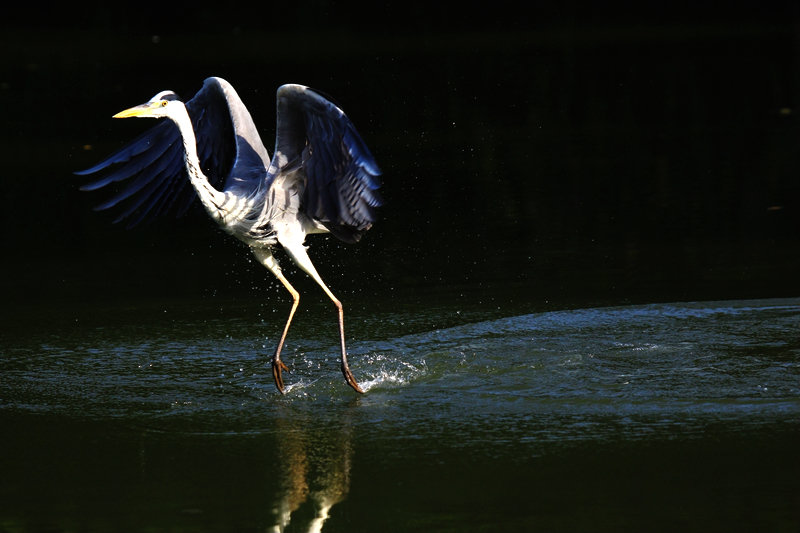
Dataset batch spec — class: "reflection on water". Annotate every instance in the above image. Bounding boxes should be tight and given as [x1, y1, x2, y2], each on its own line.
[0, 297, 798, 531]
[270, 412, 352, 533]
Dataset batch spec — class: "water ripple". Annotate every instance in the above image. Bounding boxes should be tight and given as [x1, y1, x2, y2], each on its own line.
[1, 298, 798, 441]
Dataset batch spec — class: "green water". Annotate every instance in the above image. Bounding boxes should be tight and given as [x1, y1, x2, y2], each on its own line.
[1, 296, 798, 532]
[2, 11, 800, 532]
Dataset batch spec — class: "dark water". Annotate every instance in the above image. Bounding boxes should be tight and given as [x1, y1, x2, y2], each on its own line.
[2, 7, 800, 532]
[1, 296, 798, 532]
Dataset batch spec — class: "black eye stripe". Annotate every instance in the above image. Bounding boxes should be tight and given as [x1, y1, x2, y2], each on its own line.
[152, 90, 180, 102]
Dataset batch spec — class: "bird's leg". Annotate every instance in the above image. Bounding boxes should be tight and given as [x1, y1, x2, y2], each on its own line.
[328, 292, 364, 394]
[253, 248, 299, 394]
[280, 240, 365, 394]
[271, 275, 299, 394]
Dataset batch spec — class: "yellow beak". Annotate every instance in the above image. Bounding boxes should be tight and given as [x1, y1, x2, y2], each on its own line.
[113, 102, 160, 119]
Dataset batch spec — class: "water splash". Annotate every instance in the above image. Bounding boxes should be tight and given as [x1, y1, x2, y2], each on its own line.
[1, 298, 798, 439]
[359, 355, 427, 392]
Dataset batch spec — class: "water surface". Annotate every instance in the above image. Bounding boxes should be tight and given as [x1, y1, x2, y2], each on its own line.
[1, 297, 798, 532]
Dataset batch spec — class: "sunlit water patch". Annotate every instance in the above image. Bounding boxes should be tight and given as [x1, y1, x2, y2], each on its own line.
[1, 298, 798, 440]
[2, 297, 799, 532]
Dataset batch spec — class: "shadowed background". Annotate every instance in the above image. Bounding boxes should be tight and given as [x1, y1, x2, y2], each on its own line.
[2, 3, 800, 533]
[2, 2, 798, 313]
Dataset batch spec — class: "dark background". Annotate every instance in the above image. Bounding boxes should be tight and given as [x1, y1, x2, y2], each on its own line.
[2, 1, 799, 314]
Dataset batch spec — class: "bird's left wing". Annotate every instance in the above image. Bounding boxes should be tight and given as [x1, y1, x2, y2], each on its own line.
[269, 84, 382, 243]
[77, 77, 268, 227]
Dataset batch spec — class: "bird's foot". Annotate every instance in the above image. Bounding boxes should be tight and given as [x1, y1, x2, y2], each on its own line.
[272, 358, 289, 394]
[341, 362, 365, 394]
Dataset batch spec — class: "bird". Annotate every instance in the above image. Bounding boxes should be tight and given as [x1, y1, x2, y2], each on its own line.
[76, 77, 382, 394]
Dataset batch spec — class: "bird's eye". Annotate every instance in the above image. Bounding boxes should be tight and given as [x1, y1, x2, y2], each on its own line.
[161, 101, 168, 107]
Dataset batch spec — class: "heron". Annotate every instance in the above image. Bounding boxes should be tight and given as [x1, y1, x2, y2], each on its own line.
[77, 77, 382, 394]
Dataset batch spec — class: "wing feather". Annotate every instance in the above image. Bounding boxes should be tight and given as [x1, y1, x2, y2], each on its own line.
[269, 84, 382, 243]
[77, 77, 270, 227]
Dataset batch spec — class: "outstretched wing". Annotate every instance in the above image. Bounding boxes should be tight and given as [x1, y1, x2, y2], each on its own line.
[269, 84, 382, 243]
[77, 77, 270, 227]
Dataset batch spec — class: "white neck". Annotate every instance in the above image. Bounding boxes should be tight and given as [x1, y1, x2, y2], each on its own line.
[169, 103, 226, 219]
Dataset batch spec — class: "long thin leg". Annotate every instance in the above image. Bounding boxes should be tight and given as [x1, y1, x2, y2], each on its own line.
[253, 248, 299, 394]
[280, 239, 365, 394]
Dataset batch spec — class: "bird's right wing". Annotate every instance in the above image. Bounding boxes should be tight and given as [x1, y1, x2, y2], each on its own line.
[269, 84, 382, 243]
[77, 77, 270, 227]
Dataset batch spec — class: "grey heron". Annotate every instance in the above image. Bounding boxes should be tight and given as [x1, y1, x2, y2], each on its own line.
[77, 77, 382, 394]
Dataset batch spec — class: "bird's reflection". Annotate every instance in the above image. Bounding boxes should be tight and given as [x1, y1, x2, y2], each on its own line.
[268, 410, 353, 533]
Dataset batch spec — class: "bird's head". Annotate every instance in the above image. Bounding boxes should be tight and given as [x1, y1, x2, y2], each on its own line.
[113, 90, 181, 119]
